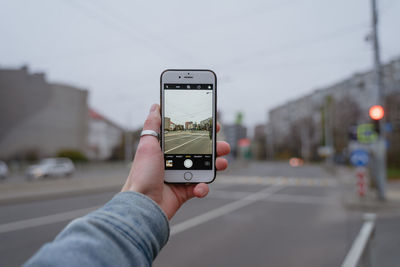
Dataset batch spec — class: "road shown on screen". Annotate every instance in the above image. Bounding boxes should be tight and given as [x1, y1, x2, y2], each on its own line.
[164, 130, 212, 154]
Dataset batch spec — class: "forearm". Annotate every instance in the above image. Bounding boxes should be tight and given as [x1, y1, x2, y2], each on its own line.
[24, 192, 170, 267]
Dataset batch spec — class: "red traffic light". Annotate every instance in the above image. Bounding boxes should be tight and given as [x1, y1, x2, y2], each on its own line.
[369, 105, 384, 120]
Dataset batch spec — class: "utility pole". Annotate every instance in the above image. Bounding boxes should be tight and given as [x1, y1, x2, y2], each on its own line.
[370, 0, 386, 200]
[324, 95, 334, 165]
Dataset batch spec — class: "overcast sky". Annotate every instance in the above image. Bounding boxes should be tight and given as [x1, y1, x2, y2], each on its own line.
[1, 0, 399, 131]
[165, 90, 212, 125]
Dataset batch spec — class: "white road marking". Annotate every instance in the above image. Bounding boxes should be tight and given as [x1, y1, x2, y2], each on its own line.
[208, 190, 337, 205]
[216, 176, 337, 187]
[0, 206, 100, 234]
[170, 185, 283, 236]
[165, 133, 209, 143]
[265, 194, 336, 205]
[208, 190, 250, 199]
[185, 133, 209, 136]
[165, 135, 193, 142]
[341, 213, 376, 267]
[0, 176, 335, 235]
[165, 135, 205, 153]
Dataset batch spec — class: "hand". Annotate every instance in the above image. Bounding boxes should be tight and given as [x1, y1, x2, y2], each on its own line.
[122, 104, 230, 219]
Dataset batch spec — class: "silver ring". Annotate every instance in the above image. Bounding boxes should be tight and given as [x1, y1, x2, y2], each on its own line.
[141, 130, 159, 139]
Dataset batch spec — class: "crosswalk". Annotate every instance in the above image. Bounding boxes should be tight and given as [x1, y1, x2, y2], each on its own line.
[216, 175, 337, 187]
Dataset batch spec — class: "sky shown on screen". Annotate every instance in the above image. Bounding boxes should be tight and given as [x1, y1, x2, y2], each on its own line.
[165, 90, 212, 125]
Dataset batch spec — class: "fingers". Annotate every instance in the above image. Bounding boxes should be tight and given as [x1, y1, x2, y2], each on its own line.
[215, 126, 229, 171]
[193, 183, 209, 198]
[217, 122, 220, 133]
[174, 183, 209, 204]
[142, 104, 161, 134]
[135, 104, 161, 156]
[216, 157, 228, 171]
[217, 141, 230, 157]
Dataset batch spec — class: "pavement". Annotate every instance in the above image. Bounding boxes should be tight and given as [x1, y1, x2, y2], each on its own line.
[335, 165, 400, 211]
[0, 162, 129, 204]
[165, 131, 212, 154]
[0, 161, 400, 266]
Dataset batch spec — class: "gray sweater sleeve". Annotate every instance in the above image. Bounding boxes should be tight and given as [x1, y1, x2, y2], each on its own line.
[24, 191, 170, 267]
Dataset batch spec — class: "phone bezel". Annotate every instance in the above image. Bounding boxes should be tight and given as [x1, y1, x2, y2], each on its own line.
[160, 69, 217, 184]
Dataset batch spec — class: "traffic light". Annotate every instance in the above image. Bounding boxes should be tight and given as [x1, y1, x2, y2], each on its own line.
[371, 120, 380, 135]
[369, 105, 384, 136]
[369, 105, 384, 120]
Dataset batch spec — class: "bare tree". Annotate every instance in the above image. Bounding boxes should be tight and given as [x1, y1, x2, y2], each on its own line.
[332, 96, 361, 154]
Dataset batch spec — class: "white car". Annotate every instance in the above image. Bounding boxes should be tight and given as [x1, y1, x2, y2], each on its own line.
[0, 161, 8, 180]
[26, 158, 75, 180]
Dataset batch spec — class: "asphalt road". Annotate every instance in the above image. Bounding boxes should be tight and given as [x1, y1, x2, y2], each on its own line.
[0, 162, 399, 266]
[2, 162, 130, 185]
[165, 131, 212, 154]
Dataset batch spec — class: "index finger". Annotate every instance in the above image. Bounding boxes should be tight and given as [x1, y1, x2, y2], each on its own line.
[142, 104, 161, 138]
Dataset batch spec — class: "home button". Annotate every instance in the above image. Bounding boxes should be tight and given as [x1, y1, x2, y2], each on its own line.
[184, 172, 193, 181]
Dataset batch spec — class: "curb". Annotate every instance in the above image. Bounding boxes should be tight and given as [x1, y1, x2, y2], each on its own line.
[342, 195, 400, 212]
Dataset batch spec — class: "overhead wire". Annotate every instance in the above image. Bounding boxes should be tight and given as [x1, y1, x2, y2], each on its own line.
[57, 0, 377, 73]
[60, 0, 199, 65]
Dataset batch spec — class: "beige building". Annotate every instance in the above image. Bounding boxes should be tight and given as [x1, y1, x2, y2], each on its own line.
[87, 109, 124, 160]
[164, 117, 171, 131]
[0, 66, 88, 160]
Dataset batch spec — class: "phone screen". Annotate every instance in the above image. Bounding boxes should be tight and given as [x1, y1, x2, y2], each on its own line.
[163, 83, 213, 170]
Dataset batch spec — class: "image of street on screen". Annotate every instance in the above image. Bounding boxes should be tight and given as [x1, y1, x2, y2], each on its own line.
[164, 88, 213, 155]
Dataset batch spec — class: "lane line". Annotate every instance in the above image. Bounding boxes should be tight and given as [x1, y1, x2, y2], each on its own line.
[0, 175, 334, 235]
[165, 135, 205, 153]
[216, 176, 337, 187]
[208, 190, 337, 205]
[0, 206, 100, 234]
[165, 133, 209, 143]
[265, 194, 336, 205]
[170, 185, 283, 236]
[165, 136, 193, 142]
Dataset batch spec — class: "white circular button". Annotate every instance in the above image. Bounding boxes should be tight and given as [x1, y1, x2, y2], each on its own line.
[184, 159, 193, 168]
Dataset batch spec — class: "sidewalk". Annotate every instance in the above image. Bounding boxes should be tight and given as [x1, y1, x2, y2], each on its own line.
[387, 180, 400, 201]
[338, 166, 400, 211]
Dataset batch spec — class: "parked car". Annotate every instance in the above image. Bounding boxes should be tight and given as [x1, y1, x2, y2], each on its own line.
[26, 158, 75, 180]
[0, 161, 9, 180]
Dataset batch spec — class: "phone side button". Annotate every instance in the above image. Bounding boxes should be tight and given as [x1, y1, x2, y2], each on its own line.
[184, 172, 193, 181]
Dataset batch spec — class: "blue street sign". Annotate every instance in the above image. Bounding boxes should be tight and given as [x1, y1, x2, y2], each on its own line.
[350, 149, 369, 167]
[385, 122, 393, 133]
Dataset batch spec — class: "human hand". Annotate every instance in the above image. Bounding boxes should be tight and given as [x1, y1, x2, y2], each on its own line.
[122, 104, 230, 219]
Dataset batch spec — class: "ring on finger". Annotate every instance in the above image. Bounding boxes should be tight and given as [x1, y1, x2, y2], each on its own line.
[140, 130, 160, 140]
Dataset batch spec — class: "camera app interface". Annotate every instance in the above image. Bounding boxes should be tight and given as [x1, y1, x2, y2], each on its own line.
[164, 83, 213, 170]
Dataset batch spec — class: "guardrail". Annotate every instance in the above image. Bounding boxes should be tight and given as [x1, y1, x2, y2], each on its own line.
[341, 213, 376, 267]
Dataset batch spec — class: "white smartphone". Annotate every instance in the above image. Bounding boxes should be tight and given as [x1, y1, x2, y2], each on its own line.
[160, 69, 217, 183]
